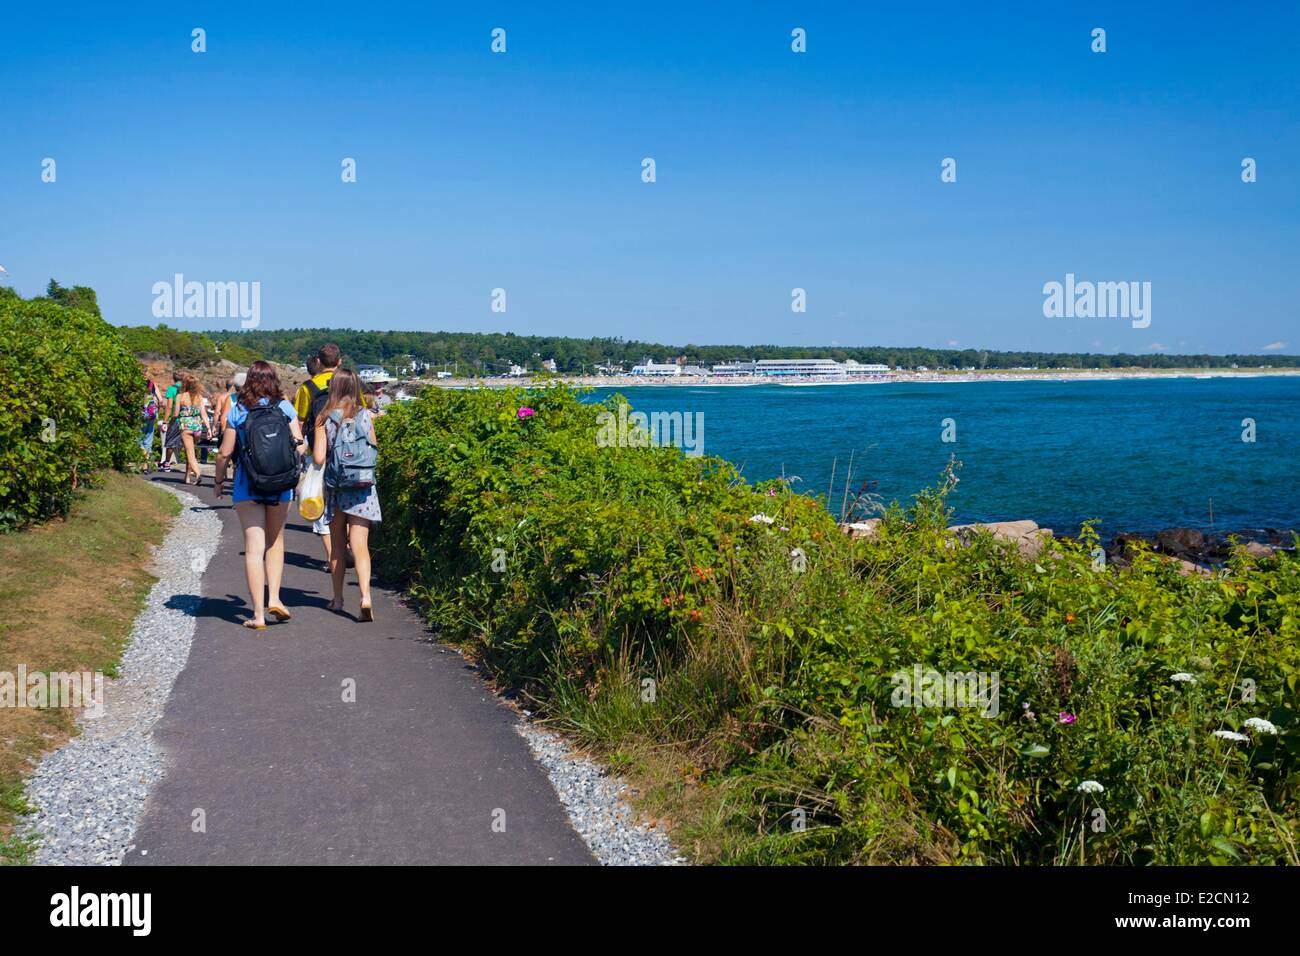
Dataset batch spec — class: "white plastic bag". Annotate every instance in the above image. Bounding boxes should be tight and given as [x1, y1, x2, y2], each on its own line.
[297, 462, 325, 521]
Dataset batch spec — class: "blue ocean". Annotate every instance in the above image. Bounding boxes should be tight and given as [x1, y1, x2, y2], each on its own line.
[587, 377, 1300, 536]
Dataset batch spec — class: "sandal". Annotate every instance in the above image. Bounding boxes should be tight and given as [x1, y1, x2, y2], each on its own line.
[359, 600, 374, 623]
[267, 606, 292, 622]
[242, 620, 266, 631]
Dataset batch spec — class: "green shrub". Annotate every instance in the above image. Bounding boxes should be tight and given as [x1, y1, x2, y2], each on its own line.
[375, 385, 1300, 864]
[117, 324, 227, 365]
[0, 287, 143, 530]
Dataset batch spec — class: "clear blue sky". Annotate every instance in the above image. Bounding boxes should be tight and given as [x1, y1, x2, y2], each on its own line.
[3, 1, 1296, 354]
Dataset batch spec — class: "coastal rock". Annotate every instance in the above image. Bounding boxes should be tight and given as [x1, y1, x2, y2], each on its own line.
[1102, 529, 1292, 570]
[842, 518, 882, 540]
[1242, 541, 1276, 559]
[1112, 533, 1147, 550]
[1175, 558, 1213, 577]
[1156, 528, 1205, 555]
[140, 358, 307, 399]
[949, 520, 1053, 558]
[1107, 533, 1147, 564]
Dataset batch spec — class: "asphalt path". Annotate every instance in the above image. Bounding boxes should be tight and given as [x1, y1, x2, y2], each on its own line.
[126, 471, 592, 865]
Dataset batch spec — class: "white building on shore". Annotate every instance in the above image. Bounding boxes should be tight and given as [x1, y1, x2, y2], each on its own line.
[631, 360, 682, 377]
[755, 359, 848, 377]
[842, 360, 891, 376]
[710, 359, 890, 379]
[621, 355, 891, 380]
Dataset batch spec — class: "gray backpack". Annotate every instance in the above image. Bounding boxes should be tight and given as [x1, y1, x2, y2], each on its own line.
[324, 408, 377, 490]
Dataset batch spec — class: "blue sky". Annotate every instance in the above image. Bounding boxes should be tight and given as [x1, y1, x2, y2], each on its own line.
[3, 1, 1296, 353]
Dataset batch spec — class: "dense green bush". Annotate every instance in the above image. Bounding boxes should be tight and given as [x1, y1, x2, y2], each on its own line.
[117, 324, 214, 364]
[0, 287, 143, 530]
[375, 385, 1299, 864]
[43, 279, 102, 318]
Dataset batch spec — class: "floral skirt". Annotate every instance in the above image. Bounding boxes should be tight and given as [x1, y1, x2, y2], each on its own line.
[325, 484, 382, 524]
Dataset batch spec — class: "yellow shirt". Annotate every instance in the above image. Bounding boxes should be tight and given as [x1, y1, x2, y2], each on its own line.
[294, 368, 336, 422]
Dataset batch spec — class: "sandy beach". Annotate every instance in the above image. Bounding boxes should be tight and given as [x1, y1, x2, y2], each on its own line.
[417, 367, 1300, 391]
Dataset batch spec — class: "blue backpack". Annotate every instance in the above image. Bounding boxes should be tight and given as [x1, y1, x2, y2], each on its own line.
[324, 408, 377, 490]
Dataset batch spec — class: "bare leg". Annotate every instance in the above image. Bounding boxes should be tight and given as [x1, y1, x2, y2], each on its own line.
[327, 510, 348, 610]
[182, 431, 199, 482]
[348, 517, 373, 612]
[235, 501, 268, 626]
[264, 502, 288, 611]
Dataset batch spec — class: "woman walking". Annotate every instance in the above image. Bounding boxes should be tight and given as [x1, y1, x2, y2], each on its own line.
[213, 361, 305, 630]
[311, 367, 381, 621]
[140, 376, 165, 471]
[173, 373, 214, 485]
[214, 375, 236, 437]
[213, 373, 242, 486]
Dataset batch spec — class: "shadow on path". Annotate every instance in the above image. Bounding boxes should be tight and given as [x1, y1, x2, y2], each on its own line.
[128, 472, 592, 865]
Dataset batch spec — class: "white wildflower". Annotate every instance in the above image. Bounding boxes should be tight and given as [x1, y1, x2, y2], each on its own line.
[1170, 672, 1197, 684]
[1076, 780, 1105, 794]
[1213, 730, 1249, 743]
[1242, 718, 1278, 736]
[748, 513, 775, 525]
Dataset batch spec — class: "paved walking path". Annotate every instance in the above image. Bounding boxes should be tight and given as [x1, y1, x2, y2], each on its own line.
[126, 472, 593, 865]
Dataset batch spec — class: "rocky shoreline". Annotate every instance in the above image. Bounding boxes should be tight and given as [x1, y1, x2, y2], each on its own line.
[1104, 526, 1291, 571]
[843, 518, 1294, 573]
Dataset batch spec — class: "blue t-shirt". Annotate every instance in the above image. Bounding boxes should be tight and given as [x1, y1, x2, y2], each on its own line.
[226, 398, 299, 503]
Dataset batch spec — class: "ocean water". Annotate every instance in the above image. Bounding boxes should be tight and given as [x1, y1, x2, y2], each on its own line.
[586, 377, 1300, 535]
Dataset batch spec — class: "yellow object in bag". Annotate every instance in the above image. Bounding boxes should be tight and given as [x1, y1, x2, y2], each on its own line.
[298, 463, 325, 520]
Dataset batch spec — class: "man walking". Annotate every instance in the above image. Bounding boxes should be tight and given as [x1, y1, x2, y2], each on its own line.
[160, 370, 184, 472]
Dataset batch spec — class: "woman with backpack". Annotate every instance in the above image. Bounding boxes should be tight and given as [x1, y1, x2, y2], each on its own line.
[140, 377, 165, 471]
[311, 367, 381, 622]
[213, 361, 306, 630]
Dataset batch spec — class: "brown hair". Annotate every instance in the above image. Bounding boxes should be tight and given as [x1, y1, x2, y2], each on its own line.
[179, 372, 206, 399]
[317, 343, 341, 369]
[315, 367, 364, 429]
[238, 360, 284, 408]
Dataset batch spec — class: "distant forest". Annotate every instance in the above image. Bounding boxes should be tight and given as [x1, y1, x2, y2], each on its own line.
[118, 323, 1300, 374]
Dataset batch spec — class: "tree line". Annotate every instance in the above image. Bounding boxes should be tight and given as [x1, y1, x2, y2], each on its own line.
[100, 318, 1300, 375]
[22, 280, 1298, 373]
[194, 327, 1299, 374]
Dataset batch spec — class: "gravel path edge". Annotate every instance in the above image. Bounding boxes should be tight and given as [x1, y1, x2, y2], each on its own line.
[513, 720, 685, 865]
[22, 479, 684, 866]
[23, 483, 220, 865]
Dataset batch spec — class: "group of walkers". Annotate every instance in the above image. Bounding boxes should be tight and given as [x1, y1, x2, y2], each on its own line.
[141, 370, 243, 483]
[147, 344, 383, 629]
